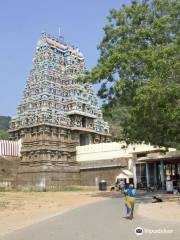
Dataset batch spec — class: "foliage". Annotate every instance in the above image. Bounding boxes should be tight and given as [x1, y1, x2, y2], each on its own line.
[0, 186, 82, 192]
[0, 116, 11, 140]
[0, 116, 11, 130]
[102, 103, 130, 141]
[0, 129, 9, 140]
[81, 0, 180, 148]
[124, 80, 180, 148]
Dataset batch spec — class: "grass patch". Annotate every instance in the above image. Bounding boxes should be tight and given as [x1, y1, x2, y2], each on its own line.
[0, 186, 83, 192]
[47, 186, 82, 192]
[0, 188, 21, 192]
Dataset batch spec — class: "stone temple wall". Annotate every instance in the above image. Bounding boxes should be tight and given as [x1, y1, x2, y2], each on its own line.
[0, 155, 129, 188]
[12, 126, 81, 188]
[0, 139, 130, 188]
[79, 157, 128, 186]
[0, 156, 20, 188]
[16, 169, 80, 188]
[80, 167, 126, 187]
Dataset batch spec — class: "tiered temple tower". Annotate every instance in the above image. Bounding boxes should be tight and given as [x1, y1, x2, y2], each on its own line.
[9, 32, 110, 188]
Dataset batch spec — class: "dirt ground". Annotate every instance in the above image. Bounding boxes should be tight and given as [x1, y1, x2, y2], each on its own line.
[0, 191, 106, 236]
[137, 200, 180, 222]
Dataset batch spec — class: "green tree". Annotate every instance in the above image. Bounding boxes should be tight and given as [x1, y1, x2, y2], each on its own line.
[0, 129, 9, 140]
[81, 0, 180, 148]
[124, 80, 180, 148]
[0, 116, 11, 129]
[0, 116, 11, 140]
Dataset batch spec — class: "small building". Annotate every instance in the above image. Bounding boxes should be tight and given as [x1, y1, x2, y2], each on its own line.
[76, 142, 166, 186]
[135, 151, 180, 191]
[116, 170, 134, 184]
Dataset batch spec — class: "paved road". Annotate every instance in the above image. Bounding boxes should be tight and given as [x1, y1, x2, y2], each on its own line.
[1, 197, 179, 240]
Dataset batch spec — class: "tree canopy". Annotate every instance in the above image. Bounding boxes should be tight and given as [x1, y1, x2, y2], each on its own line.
[81, 0, 180, 148]
[0, 116, 11, 140]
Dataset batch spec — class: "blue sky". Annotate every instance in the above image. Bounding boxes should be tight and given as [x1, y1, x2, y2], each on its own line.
[0, 0, 130, 116]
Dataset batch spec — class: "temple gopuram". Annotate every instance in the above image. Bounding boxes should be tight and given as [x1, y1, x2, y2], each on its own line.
[9, 32, 110, 187]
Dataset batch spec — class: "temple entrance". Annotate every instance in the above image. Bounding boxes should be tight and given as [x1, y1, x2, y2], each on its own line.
[80, 134, 90, 146]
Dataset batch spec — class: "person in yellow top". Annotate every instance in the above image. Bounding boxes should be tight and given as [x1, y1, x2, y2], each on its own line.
[124, 184, 136, 220]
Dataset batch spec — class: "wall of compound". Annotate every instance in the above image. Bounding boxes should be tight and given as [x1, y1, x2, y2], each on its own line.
[80, 167, 127, 186]
[0, 156, 20, 188]
[79, 156, 129, 186]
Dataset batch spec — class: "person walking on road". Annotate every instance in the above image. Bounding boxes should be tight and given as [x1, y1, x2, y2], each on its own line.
[124, 184, 136, 220]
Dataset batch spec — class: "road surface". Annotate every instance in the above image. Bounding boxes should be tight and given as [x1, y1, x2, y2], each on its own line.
[1, 197, 179, 240]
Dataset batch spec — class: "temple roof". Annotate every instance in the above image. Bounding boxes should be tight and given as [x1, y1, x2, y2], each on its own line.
[10, 32, 109, 135]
